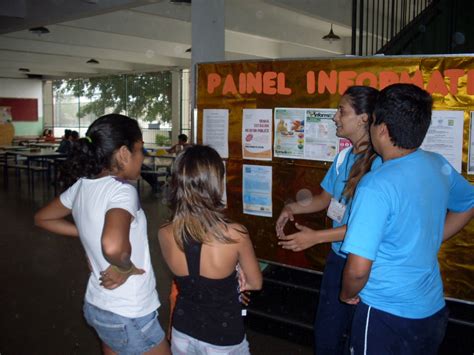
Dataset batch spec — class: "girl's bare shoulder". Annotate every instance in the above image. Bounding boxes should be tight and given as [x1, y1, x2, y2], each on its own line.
[158, 222, 173, 241]
[226, 222, 249, 242]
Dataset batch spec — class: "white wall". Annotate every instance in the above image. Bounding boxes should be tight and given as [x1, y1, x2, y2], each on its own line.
[0, 78, 43, 136]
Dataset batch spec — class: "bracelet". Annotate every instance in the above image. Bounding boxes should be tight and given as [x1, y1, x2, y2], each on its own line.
[111, 264, 134, 274]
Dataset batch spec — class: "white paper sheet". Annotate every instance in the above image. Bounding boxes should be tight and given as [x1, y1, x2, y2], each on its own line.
[203, 109, 229, 158]
[421, 110, 464, 173]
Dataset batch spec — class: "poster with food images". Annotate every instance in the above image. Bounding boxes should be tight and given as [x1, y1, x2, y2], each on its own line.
[274, 108, 306, 158]
[242, 109, 272, 160]
[304, 109, 338, 161]
[274, 107, 340, 161]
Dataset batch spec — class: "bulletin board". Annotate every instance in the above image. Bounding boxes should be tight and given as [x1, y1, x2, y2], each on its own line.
[0, 98, 38, 121]
[196, 55, 474, 302]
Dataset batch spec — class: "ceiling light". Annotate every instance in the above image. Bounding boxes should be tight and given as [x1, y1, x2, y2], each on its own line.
[86, 58, 99, 64]
[322, 24, 340, 43]
[170, 0, 191, 4]
[19, 68, 30, 72]
[29, 26, 50, 35]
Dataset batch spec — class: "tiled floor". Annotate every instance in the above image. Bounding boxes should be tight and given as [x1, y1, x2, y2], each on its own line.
[0, 172, 312, 355]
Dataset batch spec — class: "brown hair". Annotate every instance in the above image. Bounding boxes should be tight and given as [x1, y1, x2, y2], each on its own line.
[169, 145, 240, 250]
[341, 86, 379, 200]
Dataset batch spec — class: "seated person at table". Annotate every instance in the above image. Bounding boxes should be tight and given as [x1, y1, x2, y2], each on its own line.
[43, 129, 56, 143]
[57, 129, 72, 154]
[166, 134, 190, 154]
[71, 130, 79, 142]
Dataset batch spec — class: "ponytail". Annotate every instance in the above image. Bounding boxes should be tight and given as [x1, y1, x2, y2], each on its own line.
[340, 85, 379, 200]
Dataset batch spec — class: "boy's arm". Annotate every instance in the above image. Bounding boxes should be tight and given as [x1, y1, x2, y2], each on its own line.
[340, 253, 372, 304]
[443, 208, 474, 242]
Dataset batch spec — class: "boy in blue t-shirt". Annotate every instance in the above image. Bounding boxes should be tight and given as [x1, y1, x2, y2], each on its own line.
[340, 84, 474, 354]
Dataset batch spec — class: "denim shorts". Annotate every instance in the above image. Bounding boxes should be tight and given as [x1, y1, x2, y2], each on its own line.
[171, 327, 250, 355]
[83, 302, 165, 354]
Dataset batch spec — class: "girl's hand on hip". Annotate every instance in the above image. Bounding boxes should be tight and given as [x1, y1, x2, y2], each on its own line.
[99, 264, 145, 290]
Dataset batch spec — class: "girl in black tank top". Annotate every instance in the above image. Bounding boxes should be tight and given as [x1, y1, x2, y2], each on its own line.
[158, 145, 262, 353]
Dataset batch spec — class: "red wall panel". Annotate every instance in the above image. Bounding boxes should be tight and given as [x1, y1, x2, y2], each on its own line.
[0, 98, 38, 121]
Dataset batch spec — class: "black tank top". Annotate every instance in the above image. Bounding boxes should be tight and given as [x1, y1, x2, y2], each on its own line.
[172, 240, 244, 346]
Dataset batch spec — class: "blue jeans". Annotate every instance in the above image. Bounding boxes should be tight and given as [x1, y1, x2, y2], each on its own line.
[350, 302, 448, 355]
[83, 302, 165, 355]
[314, 250, 354, 355]
[171, 328, 250, 355]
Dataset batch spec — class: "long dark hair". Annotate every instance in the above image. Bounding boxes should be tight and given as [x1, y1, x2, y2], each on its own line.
[341, 86, 379, 200]
[60, 114, 142, 187]
[169, 145, 237, 250]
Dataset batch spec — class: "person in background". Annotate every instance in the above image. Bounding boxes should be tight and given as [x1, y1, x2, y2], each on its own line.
[159, 145, 262, 355]
[166, 134, 190, 154]
[35, 114, 170, 355]
[340, 84, 474, 354]
[56, 129, 72, 154]
[71, 130, 79, 142]
[276, 86, 380, 355]
[43, 128, 56, 143]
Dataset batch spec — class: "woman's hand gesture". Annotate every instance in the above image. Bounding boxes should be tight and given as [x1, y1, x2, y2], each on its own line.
[278, 222, 319, 252]
[276, 205, 294, 237]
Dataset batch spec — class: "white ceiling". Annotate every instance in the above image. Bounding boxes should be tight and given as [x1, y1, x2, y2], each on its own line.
[0, 0, 353, 79]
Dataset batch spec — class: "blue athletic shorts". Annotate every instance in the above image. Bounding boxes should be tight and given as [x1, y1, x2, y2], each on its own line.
[350, 302, 448, 355]
[83, 301, 165, 354]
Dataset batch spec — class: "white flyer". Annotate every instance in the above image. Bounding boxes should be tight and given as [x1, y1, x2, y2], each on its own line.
[421, 110, 464, 173]
[242, 109, 272, 160]
[203, 109, 229, 158]
[304, 108, 338, 162]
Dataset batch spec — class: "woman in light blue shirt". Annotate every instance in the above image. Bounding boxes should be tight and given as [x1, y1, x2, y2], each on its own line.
[276, 85, 380, 355]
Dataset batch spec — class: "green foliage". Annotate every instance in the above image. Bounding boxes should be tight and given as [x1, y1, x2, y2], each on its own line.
[53, 72, 172, 123]
[155, 134, 171, 146]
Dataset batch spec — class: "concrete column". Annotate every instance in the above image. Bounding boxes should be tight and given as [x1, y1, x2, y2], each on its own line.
[190, 0, 225, 137]
[171, 70, 181, 144]
[42, 80, 54, 128]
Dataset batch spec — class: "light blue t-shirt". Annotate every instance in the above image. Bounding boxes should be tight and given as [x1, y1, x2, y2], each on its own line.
[321, 147, 382, 257]
[341, 149, 474, 318]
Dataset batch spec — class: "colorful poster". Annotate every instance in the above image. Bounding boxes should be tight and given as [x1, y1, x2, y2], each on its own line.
[242, 164, 272, 217]
[421, 110, 464, 173]
[0, 106, 12, 124]
[203, 109, 229, 158]
[304, 109, 338, 161]
[469, 112, 474, 174]
[242, 109, 272, 160]
[274, 108, 305, 158]
[274, 107, 342, 161]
